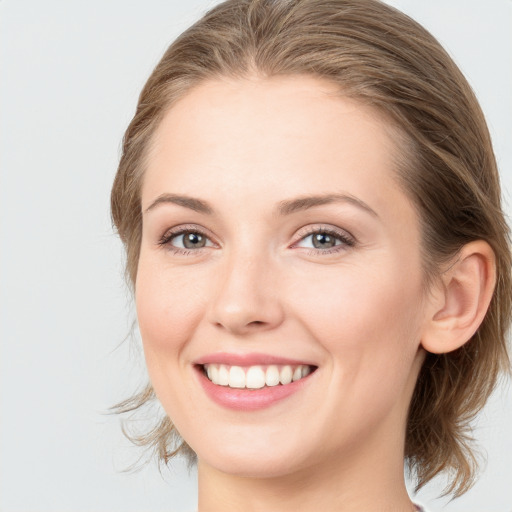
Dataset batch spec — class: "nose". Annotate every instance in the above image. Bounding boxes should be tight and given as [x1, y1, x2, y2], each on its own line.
[207, 250, 285, 336]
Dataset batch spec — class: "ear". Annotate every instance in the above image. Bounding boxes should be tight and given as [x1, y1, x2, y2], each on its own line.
[421, 240, 496, 354]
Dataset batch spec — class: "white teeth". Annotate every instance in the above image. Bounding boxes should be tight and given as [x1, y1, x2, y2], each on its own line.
[265, 365, 280, 387]
[279, 365, 293, 385]
[246, 366, 266, 389]
[218, 365, 229, 386]
[229, 366, 246, 388]
[203, 363, 314, 388]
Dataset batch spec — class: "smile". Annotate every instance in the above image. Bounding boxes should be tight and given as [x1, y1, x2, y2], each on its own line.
[194, 354, 318, 411]
[202, 363, 313, 389]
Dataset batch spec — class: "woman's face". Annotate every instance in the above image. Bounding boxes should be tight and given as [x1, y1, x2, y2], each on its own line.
[136, 75, 429, 478]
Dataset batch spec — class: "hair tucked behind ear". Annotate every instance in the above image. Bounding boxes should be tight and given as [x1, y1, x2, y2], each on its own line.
[111, 0, 511, 496]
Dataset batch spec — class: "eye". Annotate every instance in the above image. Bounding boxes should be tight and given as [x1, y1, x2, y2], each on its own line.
[299, 232, 339, 249]
[159, 227, 215, 253]
[294, 227, 355, 253]
[173, 231, 210, 249]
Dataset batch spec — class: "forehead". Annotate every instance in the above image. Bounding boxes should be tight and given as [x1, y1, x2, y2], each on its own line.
[143, 75, 413, 224]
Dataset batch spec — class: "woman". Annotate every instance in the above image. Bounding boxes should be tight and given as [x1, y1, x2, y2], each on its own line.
[111, 0, 511, 510]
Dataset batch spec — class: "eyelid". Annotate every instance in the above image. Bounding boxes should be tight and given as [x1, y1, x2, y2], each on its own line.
[293, 224, 355, 243]
[158, 224, 218, 252]
[156, 223, 356, 256]
[291, 224, 356, 251]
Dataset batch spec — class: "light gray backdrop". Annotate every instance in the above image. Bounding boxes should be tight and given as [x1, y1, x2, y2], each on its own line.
[1, 1, 511, 511]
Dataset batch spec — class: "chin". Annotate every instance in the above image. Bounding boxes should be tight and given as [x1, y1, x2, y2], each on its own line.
[192, 432, 315, 479]
[201, 452, 308, 479]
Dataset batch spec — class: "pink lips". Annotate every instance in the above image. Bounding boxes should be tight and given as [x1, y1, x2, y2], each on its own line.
[194, 352, 313, 367]
[194, 352, 316, 411]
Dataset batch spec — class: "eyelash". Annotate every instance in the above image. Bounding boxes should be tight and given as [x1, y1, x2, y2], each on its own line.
[157, 225, 356, 256]
[293, 226, 356, 255]
[158, 225, 213, 256]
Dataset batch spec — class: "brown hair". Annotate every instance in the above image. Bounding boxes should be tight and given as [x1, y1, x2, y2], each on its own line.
[111, 0, 511, 497]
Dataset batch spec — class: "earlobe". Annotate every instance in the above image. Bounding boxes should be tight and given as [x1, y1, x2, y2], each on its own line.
[421, 241, 496, 354]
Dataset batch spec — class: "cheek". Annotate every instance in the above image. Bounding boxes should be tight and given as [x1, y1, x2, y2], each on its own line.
[290, 262, 424, 436]
[288, 259, 424, 381]
[135, 256, 207, 357]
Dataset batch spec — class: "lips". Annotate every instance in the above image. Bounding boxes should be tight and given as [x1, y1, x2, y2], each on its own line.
[194, 352, 317, 411]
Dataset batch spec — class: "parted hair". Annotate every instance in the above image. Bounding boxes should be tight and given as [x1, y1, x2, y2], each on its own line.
[111, 0, 511, 497]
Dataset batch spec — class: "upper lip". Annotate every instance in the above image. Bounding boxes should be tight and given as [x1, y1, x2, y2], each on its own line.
[194, 352, 316, 367]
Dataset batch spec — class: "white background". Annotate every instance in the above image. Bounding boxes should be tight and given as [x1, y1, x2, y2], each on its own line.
[1, 1, 511, 511]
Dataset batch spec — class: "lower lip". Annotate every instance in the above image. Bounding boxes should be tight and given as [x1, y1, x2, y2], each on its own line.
[195, 366, 314, 411]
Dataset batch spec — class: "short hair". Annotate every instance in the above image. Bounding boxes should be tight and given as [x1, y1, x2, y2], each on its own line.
[111, 0, 511, 497]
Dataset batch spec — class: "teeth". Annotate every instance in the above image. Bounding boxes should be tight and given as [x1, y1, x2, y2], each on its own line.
[218, 365, 229, 386]
[206, 364, 216, 381]
[203, 363, 314, 389]
[266, 365, 280, 387]
[229, 366, 246, 388]
[280, 365, 293, 385]
[246, 366, 266, 389]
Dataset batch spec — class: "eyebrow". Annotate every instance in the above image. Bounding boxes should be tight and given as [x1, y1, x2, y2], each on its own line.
[144, 193, 214, 215]
[276, 193, 378, 217]
[144, 192, 378, 218]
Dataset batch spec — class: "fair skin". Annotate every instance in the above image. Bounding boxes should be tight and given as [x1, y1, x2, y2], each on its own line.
[135, 75, 495, 511]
